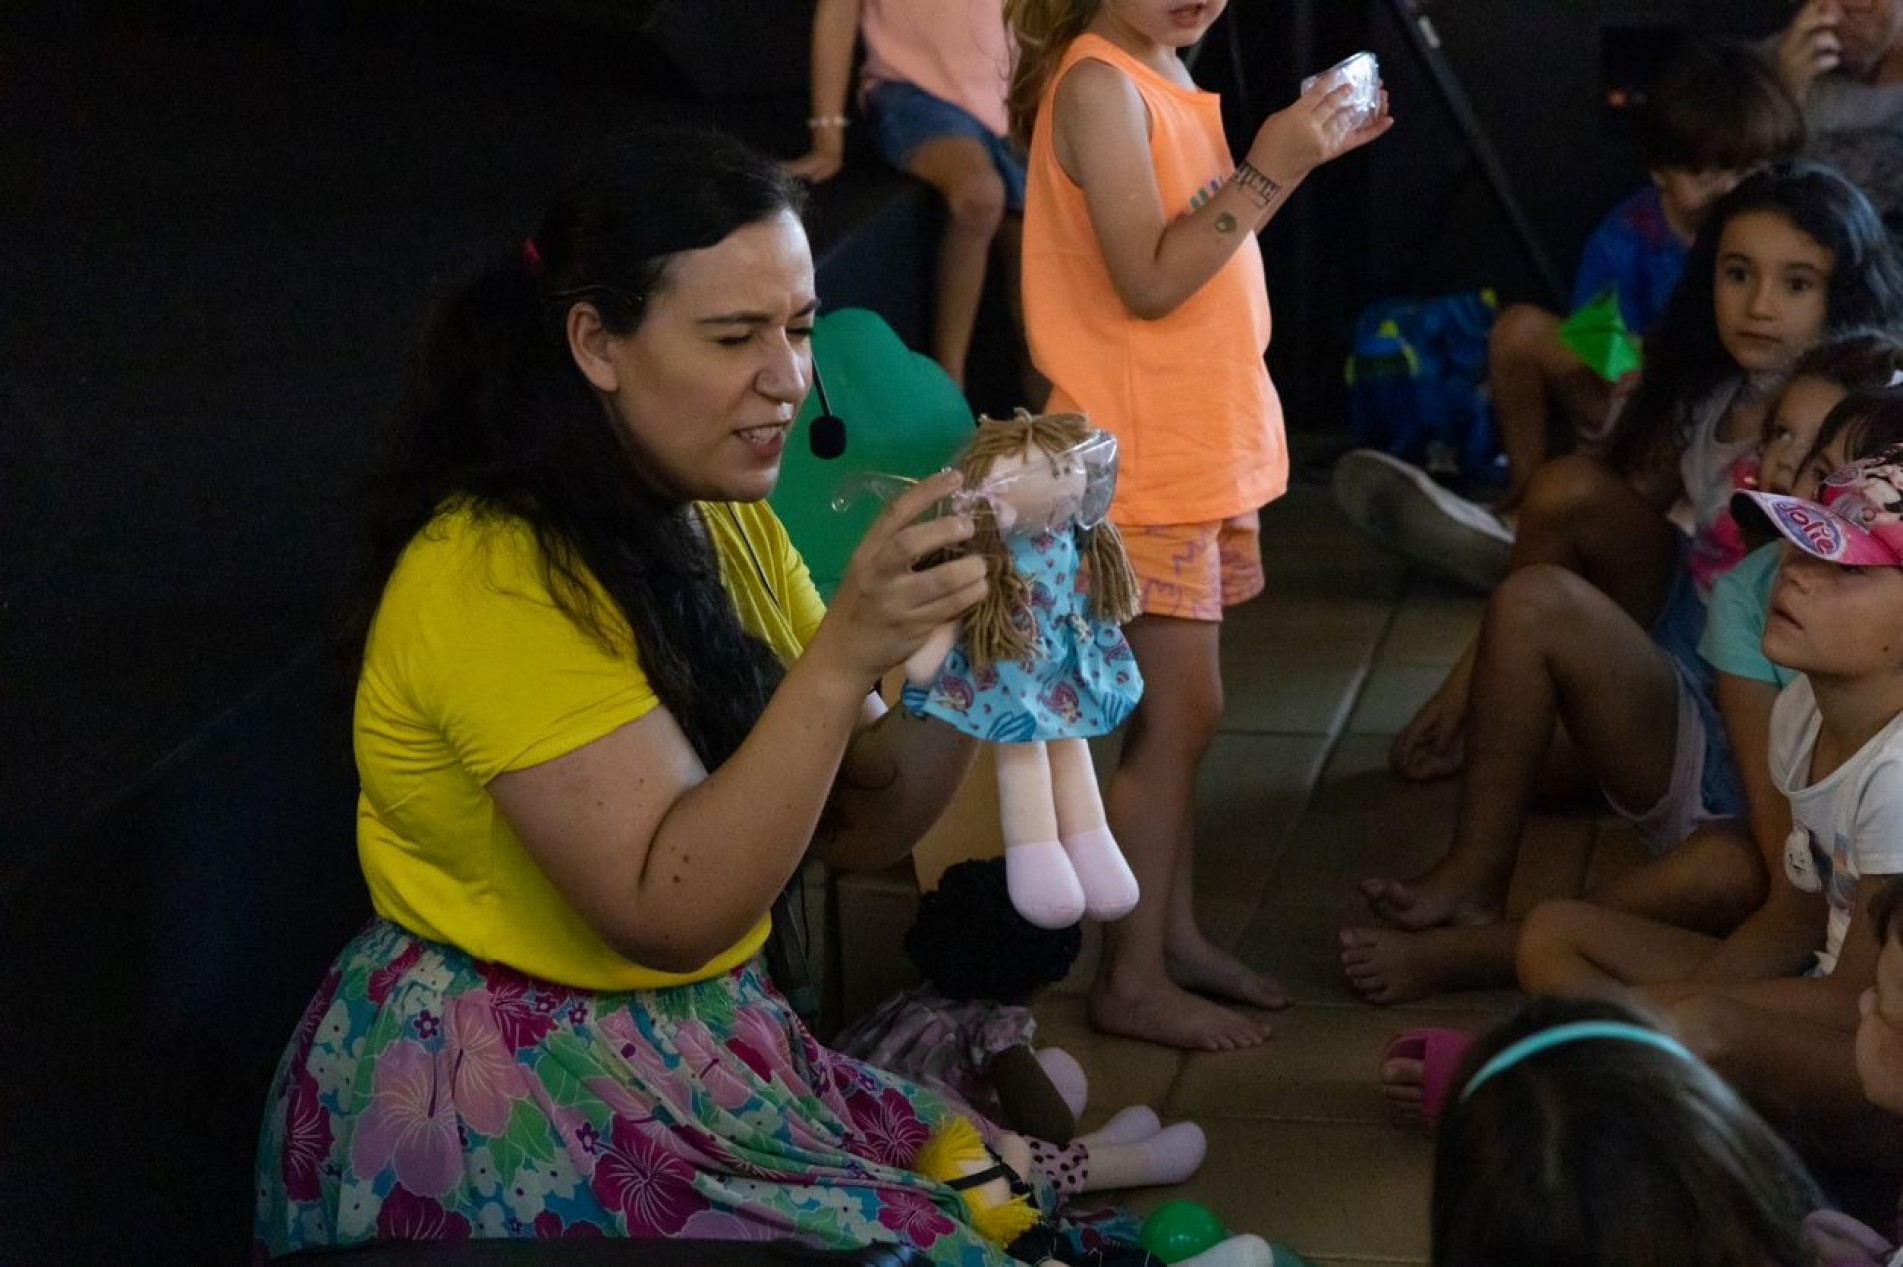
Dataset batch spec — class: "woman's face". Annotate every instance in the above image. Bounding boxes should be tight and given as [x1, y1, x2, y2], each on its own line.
[591, 210, 817, 505]
[1760, 376, 1848, 496]
[1712, 210, 1833, 376]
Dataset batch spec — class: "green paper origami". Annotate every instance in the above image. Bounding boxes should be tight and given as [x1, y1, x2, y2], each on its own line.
[1559, 286, 1644, 382]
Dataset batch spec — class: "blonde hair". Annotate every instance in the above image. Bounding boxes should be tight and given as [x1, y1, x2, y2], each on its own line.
[957, 409, 1140, 671]
[1003, 0, 1098, 149]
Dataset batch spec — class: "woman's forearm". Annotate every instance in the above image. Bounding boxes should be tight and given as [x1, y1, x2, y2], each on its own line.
[633, 650, 881, 966]
[811, 702, 980, 872]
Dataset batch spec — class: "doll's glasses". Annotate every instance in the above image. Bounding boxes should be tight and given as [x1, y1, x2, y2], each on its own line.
[832, 430, 1121, 534]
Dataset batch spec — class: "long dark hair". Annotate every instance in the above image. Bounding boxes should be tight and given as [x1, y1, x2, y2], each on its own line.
[1432, 999, 1823, 1267]
[1609, 161, 1903, 482]
[341, 126, 807, 770]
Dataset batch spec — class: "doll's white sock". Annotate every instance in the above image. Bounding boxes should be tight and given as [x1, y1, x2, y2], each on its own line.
[1076, 1104, 1159, 1148]
[1059, 825, 1139, 921]
[1033, 1046, 1089, 1122]
[1078, 1120, 1206, 1191]
[1176, 1234, 1276, 1267]
[1006, 840, 1086, 929]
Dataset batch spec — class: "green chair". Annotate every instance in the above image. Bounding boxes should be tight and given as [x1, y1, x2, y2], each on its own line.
[770, 308, 976, 599]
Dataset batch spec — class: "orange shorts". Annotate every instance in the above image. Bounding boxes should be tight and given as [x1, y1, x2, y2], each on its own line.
[1118, 512, 1265, 622]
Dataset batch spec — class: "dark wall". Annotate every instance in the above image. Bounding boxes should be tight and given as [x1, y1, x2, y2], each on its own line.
[1197, 0, 1791, 430]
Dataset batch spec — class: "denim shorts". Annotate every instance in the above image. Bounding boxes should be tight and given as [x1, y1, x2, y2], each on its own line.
[1605, 561, 1745, 852]
[865, 80, 1026, 212]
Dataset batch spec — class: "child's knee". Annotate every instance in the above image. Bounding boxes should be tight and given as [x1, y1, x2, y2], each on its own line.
[1489, 303, 1560, 361]
[1519, 453, 1619, 522]
[943, 167, 1008, 234]
[1128, 678, 1223, 758]
[1516, 900, 1594, 980]
[1486, 564, 1588, 637]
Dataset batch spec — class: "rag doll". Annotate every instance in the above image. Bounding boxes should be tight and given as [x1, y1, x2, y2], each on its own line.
[914, 1114, 1273, 1267]
[902, 410, 1144, 930]
[837, 858, 1207, 1193]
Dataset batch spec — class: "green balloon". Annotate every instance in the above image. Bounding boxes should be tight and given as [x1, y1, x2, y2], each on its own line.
[1138, 1199, 1227, 1263]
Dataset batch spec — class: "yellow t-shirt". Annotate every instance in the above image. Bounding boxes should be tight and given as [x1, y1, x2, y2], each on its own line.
[354, 499, 826, 990]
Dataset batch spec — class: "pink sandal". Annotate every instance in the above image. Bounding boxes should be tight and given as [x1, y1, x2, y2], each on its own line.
[1382, 1027, 1475, 1133]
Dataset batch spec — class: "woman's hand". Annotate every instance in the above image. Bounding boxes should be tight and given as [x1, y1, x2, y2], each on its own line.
[1245, 76, 1394, 186]
[1775, 0, 1844, 102]
[810, 469, 990, 684]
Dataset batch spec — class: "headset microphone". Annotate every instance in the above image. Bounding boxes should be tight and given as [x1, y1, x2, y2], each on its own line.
[807, 360, 846, 460]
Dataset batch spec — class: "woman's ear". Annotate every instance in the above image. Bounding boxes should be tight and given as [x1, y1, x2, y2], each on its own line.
[566, 302, 620, 394]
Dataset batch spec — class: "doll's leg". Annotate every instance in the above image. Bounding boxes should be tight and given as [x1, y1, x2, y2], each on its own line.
[1026, 1119, 1204, 1195]
[1076, 1104, 1159, 1147]
[996, 742, 1086, 929]
[1031, 1046, 1088, 1122]
[1176, 1235, 1276, 1267]
[1048, 736, 1139, 921]
[1075, 1120, 1206, 1191]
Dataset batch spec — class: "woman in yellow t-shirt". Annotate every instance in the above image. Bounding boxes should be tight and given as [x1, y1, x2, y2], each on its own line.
[248, 127, 1083, 1261]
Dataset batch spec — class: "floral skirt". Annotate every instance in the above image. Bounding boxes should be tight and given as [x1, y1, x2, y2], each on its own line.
[254, 920, 1126, 1262]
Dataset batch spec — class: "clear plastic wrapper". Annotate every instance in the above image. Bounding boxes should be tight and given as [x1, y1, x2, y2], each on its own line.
[832, 429, 1122, 535]
[1301, 50, 1380, 128]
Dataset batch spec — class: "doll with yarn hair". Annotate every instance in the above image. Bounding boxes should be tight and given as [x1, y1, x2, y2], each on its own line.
[903, 410, 1144, 930]
[837, 857, 1210, 1204]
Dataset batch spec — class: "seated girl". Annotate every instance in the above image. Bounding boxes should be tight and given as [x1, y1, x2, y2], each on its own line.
[1386, 162, 1903, 784]
[1344, 335, 1903, 1012]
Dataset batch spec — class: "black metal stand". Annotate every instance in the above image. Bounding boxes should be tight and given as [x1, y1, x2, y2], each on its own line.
[1384, 0, 1569, 306]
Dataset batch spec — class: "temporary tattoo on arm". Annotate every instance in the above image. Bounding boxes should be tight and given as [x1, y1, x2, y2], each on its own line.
[1214, 211, 1237, 234]
[1231, 160, 1283, 210]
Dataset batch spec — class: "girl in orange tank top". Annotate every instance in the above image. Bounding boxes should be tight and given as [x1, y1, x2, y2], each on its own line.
[1004, 0, 1392, 1053]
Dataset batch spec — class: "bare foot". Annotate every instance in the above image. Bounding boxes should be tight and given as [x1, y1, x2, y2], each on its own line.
[1357, 876, 1496, 931]
[1166, 931, 1291, 1010]
[1380, 1052, 1428, 1130]
[1338, 924, 1515, 1005]
[1088, 978, 1270, 1052]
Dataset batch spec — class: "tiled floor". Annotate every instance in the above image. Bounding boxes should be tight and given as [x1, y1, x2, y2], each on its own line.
[1019, 471, 1641, 1265]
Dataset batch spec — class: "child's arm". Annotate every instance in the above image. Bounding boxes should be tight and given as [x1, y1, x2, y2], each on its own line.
[1673, 874, 1893, 1030]
[1683, 672, 1826, 983]
[1051, 63, 1389, 320]
[785, 0, 863, 182]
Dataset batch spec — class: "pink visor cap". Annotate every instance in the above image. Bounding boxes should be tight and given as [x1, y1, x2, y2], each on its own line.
[1734, 448, 1903, 567]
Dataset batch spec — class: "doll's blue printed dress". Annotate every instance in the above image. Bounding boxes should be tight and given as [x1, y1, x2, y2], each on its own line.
[905, 528, 1143, 741]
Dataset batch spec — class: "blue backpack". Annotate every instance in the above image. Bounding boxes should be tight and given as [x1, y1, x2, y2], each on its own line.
[1344, 290, 1504, 486]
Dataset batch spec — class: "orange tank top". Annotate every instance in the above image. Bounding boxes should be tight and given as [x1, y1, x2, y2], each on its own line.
[1022, 34, 1286, 525]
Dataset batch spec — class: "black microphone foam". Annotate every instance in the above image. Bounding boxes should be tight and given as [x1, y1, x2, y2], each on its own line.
[809, 412, 846, 460]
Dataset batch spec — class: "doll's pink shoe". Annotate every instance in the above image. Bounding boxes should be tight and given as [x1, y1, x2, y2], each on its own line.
[1061, 826, 1140, 921]
[1006, 840, 1086, 929]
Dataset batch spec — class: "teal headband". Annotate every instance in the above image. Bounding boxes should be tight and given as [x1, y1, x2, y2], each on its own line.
[1460, 1021, 1696, 1102]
